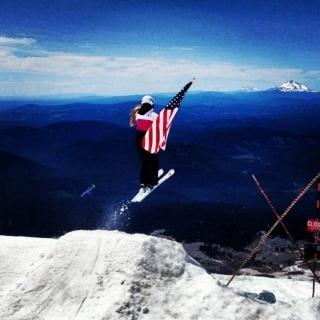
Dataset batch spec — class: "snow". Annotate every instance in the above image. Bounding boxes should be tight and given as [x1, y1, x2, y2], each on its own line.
[0, 230, 319, 320]
[239, 87, 259, 92]
[274, 80, 310, 92]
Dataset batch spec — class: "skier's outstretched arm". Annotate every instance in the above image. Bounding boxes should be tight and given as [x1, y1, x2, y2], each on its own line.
[165, 78, 195, 109]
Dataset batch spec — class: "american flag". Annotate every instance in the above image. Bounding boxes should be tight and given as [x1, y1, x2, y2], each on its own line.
[142, 81, 193, 154]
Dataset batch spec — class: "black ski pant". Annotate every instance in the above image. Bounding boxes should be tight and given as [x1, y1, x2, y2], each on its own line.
[136, 132, 159, 187]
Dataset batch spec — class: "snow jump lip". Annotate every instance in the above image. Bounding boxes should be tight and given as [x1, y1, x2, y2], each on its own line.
[0, 230, 318, 320]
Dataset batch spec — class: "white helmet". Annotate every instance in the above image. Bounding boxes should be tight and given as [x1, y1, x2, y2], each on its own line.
[141, 95, 155, 106]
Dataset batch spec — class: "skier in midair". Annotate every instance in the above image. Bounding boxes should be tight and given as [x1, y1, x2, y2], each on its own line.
[130, 79, 194, 196]
[130, 95, 159, 191]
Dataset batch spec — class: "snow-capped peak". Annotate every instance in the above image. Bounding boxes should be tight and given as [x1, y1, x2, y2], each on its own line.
[273, 80, 310, 92]
[239, 87, 259, 92]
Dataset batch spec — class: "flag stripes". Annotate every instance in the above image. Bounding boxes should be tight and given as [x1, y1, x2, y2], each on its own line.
[142, 81, 192, 154]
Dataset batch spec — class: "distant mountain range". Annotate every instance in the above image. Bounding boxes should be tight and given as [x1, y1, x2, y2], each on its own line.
[0, 93, 320, 245]
[0, 81, 316, 107]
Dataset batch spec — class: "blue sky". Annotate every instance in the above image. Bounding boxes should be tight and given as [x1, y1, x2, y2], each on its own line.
[0, 0, 319, 96]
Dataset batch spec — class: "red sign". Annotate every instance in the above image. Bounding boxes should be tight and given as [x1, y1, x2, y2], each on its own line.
[307, 219, 320, 233]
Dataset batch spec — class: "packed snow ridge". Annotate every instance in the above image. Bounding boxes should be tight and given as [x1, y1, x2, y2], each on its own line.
[0, 230, 319, 320]
[272, 80, 310, 92]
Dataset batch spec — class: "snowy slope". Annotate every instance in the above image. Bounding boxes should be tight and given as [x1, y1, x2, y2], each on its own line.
[0, 231, 319, 320]
[271, 80, 310, 92]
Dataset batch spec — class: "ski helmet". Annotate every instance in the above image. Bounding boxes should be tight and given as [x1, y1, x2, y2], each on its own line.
[141, 95, 155, 106]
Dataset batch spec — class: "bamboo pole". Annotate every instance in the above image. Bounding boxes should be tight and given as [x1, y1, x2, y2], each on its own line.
[226, 170, 320, 287]
[312, 231, 319, 297]
[252, 174, 320, 285]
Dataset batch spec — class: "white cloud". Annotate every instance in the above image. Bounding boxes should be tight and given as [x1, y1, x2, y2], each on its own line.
[0, 38, 318, 95]
[169, 47, 196, 51]
[0, 36, 36, 46]
[305, 70, 320, 77]
[0, 48, 11, 57]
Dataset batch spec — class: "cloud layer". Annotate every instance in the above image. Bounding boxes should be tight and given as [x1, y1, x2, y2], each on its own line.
[0, 36, 318, 96]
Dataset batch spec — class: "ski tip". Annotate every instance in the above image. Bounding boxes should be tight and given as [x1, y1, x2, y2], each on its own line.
[158, 168, 164, 178]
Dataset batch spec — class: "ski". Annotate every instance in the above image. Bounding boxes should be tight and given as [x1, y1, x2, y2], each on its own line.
[131, 169, 175, 203]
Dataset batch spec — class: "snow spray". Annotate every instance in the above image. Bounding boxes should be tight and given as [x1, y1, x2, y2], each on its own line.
[99, 200, 132, 230]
